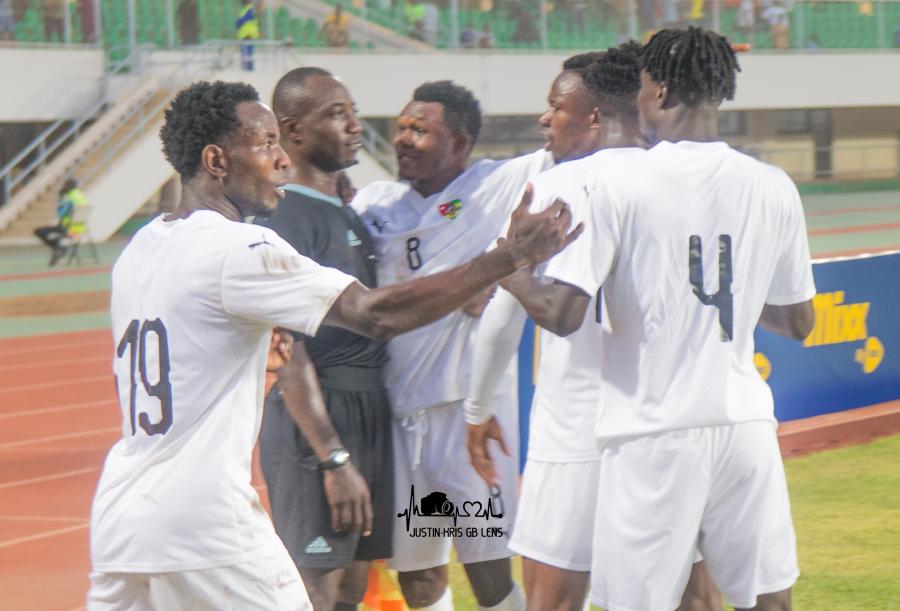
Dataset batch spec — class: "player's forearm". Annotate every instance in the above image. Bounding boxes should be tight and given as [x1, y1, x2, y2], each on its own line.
[503, 272, 587, 337]
[275, 344, 343, 461]
[758, 301, 815, 340]
[331, 245, 527, 341]
[464, 288, 527, 424]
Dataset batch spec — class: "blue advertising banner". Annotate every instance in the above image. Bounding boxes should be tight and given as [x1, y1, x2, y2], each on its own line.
[516, 252, 900, 462]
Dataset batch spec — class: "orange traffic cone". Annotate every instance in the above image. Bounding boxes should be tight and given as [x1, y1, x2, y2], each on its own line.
[361, 560, 408, 611]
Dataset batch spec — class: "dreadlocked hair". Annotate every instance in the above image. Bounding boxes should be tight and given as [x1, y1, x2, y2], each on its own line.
[641, 27, 740, 107]
[580, 41, 642, 119]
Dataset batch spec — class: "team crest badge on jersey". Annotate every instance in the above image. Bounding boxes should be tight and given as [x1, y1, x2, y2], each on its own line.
[438, 199, 462, 220]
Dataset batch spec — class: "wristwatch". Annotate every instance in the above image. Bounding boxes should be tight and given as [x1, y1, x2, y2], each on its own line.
[319, 448, 351, 470]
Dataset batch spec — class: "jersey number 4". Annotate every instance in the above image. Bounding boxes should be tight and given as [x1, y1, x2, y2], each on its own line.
[688, 235, 733, 342]
[117, 318, 173, 436]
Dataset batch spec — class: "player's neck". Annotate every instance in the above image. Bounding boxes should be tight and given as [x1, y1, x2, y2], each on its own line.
[285, 164, 340, 200]
[599, 120, 644, 150]
[167, 181, 242, 222]
[658, 109, 721, 144]
[411, 165, 465, 198]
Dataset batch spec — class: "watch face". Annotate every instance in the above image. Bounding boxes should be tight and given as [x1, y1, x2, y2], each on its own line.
[333, 449, 350, 464]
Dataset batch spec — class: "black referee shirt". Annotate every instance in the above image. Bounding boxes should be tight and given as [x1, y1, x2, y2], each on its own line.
[259, 184, 387, 370]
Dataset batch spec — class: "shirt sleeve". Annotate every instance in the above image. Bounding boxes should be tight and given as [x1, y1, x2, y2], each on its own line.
[463, 288, 528, 424]
[220, 227, 356, 336]
[766, 176, 817, 305]
[543, 174, 621, 297]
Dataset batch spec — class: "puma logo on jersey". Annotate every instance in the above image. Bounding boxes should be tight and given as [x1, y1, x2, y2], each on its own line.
[304, 536, 333, 554]
[371, 218, 389, 233]
[248, 235, 273, 249]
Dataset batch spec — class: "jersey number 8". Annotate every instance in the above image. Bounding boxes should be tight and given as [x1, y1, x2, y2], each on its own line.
[117, 318, 174, 436]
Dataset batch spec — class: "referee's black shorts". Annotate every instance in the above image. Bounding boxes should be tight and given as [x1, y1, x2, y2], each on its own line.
[259, 366, 393, 569]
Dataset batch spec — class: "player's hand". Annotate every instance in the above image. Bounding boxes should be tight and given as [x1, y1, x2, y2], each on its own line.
[505, 183, 583, 268]
[466, 417, 510, 487]
[265, 328, 294, 395]
[323, 463, 373, 536]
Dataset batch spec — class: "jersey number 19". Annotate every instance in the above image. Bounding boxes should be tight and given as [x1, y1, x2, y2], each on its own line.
[116, 318, 174, 436]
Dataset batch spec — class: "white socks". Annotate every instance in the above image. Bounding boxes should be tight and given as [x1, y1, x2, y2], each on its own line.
[412, 587, 454, 611]
[477, 582, 525, 611]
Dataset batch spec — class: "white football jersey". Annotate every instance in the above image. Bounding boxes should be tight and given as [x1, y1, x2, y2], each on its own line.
[352, 149, 553, 415]
[528, 148, 645, 460]
[92, 211, 355, 572]
[543, 141, 816, 441]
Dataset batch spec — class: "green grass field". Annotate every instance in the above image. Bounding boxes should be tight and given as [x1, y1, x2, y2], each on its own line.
[443, 434, 900, 610]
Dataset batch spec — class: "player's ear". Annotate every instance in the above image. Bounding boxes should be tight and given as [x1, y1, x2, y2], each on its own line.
[202, 144, 228, 179]
[282, 117, 303, 146]
[589, 106, 602, 128]
[658, 82, 671, 109]
[452, 131, 471, 155]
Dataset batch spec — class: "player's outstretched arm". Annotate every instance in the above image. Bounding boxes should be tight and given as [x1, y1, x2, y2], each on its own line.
[274, 341, 373, 536]
[502, 269, 590, 337]
[758, 300, 815, 340]
[323, 187, 583, 341]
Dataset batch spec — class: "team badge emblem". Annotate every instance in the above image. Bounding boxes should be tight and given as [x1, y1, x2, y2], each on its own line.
[438, 199, 462, 220]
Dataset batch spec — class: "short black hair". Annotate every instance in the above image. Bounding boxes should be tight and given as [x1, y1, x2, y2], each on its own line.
[562, 51, 604, 71]
[413, 80, 482, 144]
[575, 41, 642, 119]
[160, 81, 260, 180]
[272, 66, 333, 121]
[641, 26, 740, 107]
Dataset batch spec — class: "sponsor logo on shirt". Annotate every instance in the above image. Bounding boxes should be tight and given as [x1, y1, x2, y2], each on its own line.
[304, 536, 333, 554]
[438, 199, 462, 220]
[346, 229, 362, 246]
[396, 485, 507, 539]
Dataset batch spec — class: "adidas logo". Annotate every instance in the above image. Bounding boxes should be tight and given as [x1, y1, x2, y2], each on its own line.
[304, 536, 333, 554]
[346, 229, 362, 247]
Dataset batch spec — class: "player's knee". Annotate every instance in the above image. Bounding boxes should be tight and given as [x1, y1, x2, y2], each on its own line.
[745, 589, 792, 611]
[463, 558, 514, 608]
[398, 566, 449, 608]
[337, 563, 370, 605]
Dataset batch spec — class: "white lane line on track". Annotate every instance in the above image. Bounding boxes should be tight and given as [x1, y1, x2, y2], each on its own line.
[0, 523, 88, 549]
[0, 466, 102, 490]
[0, 428, 119, 451]
[0, 399, 116, 420]
[0, 515, 87, 523]
[0, 337, 109, 357]
[0, 374, 111, 394]
[0, 355, 109, 373]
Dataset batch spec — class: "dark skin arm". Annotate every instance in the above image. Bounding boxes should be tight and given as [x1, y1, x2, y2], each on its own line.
[501, 268, 590, 337]
[323, 185, 583, 341]
[758, 300, 815, 340]
[273, 341, 373, 537]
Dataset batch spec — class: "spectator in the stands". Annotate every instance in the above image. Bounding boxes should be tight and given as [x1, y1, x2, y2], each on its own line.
[404, 0, 425, 36]
[460, 22, 477, 48]
[510, 2, 539, 44]
[567, 0, 587, 33]
[894, 25, 900, 47]
[78, 0, 95, 42]
[736, 0, 755, 36]
[422, 0, 438, 45]
[178, 0, 199, 44]
[45, 0, 64, 42]
[323, 2, 350, 47]
[34, 178, 88, 267]
[762, 0, 790, 49]
[479, 22, 494, 48]
[0, 0, 14, 41]
[236, 0, 259, 70]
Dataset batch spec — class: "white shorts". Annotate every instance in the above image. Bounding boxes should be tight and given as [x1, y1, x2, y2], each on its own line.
[590, 421, 799, 611]
[87, 544, 312, 611]
[509, 459, 600, 572]
[390, 397, 519, 572]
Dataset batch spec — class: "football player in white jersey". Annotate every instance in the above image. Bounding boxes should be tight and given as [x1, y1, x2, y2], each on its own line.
[87, 81, 580, 610]
[501, 28, 815, 611]
[465, 43, 722, 611]
[350, 82, 555, 611]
